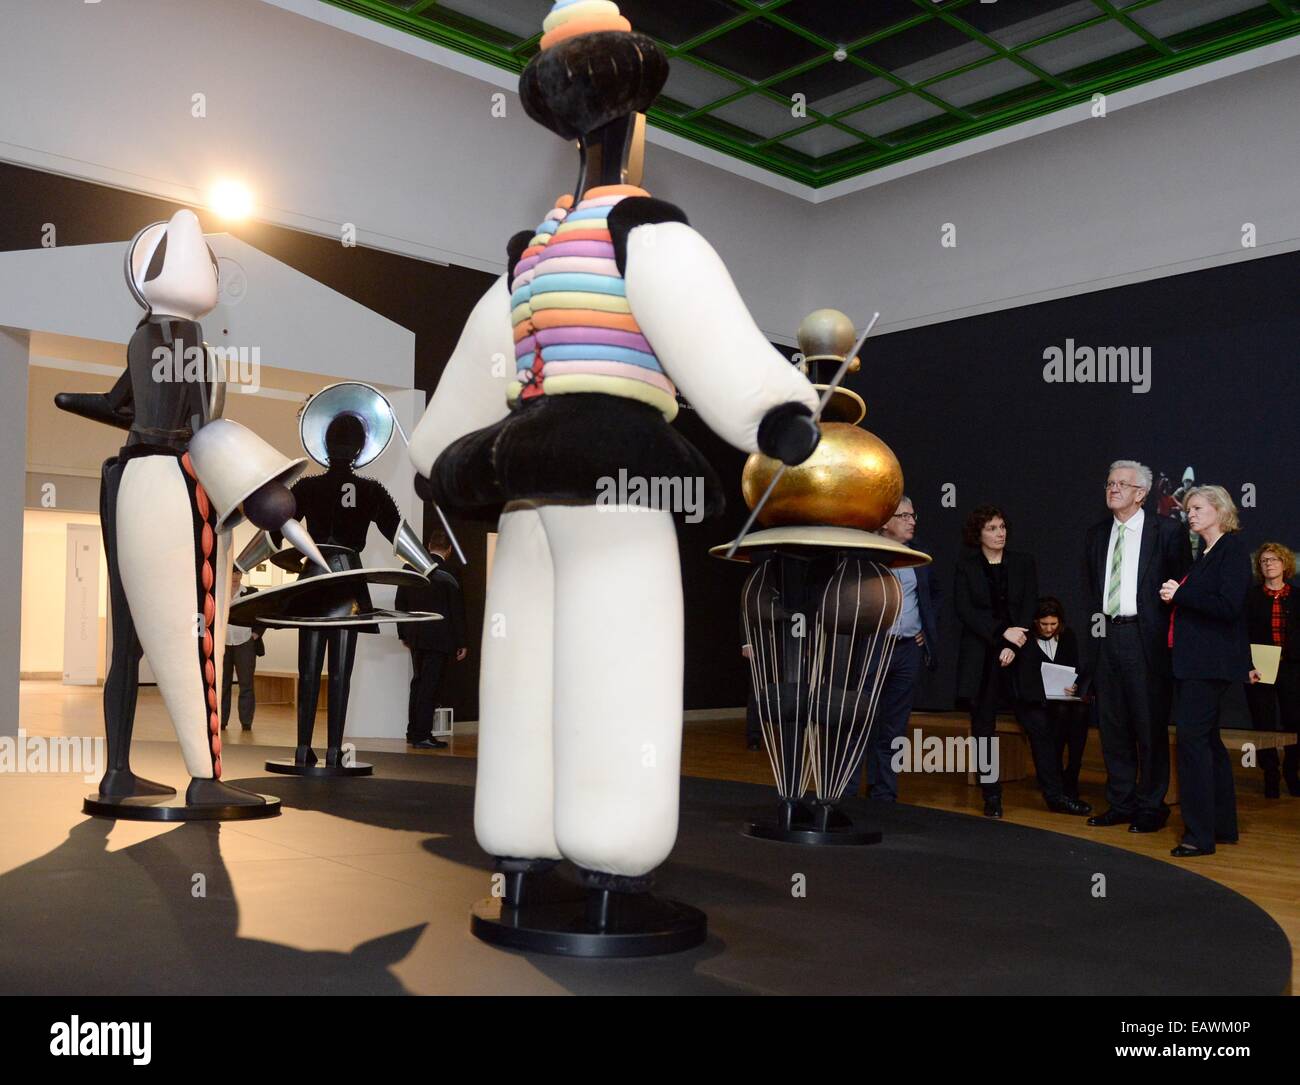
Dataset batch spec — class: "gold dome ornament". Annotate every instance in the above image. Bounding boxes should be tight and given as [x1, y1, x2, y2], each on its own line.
[742, 424, 903, 532]
[739, 308, 904, 535]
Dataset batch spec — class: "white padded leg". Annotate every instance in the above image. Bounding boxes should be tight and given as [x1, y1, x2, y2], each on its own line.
[116, 456, 213, 779]
[473, 505, 561, 862]
[541, 504, 683, 877]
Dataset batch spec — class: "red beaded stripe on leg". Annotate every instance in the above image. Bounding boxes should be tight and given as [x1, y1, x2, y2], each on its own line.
[182, 453, 222, 780]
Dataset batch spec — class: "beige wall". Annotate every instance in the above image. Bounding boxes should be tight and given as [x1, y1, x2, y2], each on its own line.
[20, 509, 108, 677]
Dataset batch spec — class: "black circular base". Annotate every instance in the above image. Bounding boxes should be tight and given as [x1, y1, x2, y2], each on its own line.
[470, 894, 707, 958]
[265, 759, 373, 777]
[745, 820, 882, 847]
[83, 793, 281, 822]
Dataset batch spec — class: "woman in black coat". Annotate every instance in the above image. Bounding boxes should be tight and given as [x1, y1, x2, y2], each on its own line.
[1244, 542, 1300, 797]
[1160, 485, 1252, 857]
[953, 505, 1054, 818]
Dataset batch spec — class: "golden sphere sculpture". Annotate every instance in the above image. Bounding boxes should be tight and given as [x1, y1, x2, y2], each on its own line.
[742, 309, 904, 532]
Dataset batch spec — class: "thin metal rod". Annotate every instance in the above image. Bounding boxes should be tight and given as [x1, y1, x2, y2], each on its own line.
[724, 311, 881, 559]
[388, 414, 469, 568]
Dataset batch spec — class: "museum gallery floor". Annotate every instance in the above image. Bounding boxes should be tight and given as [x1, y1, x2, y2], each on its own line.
[3, 684, 1291, 996]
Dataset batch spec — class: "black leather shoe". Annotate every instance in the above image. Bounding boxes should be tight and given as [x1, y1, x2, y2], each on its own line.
[409, 737, 448, 750]
[1047, 797, 1092, 815]
[983, 797, 1003, 819]
[1128, 810, 1170, 833]
[241, 723, 252, 732]
[1087, 808, 1130, 827]
[220, 719, 228, 731]
[1171, 843, 1212, 858]
[1215, 835, 1239, 845]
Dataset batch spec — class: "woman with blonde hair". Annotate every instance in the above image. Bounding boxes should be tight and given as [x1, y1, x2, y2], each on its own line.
[1159, 485, 1251, 857]
[1246, 541, 1300, 797]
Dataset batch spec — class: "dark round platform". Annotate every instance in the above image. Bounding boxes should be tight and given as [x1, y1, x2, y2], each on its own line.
[745, 820, 882, 846]
[744, 798, 881, 846]
[470, 893, 708, 958]
[265, 759, 374, 777]
[83, 793, 281, 821]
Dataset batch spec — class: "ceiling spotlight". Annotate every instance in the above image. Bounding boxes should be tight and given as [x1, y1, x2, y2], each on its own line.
[208, 180, 255, 221]
[833, 46, 848, 62]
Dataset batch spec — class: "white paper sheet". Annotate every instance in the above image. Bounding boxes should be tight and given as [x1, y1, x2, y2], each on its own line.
[1041, 661, 1078, 700]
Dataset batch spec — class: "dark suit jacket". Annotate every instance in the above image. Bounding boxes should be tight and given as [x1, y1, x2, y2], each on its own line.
[1016, 626, 1081, 704]
[395, 567, 467, 655]
[953, 548, 1038, 701]
[1245, 579, 1300, 663]
[1170, 531, 1252, 682]
[1083, 510, 1191, 679]
[912, 544, 942, 672]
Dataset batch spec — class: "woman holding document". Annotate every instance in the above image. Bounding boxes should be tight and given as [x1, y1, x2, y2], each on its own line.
[1245, 542, 1300, 798]
[1159, 486, 1251, 857]
[1020, 597, 1090, 807]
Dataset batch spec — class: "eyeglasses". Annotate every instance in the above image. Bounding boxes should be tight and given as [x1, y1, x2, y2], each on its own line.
[891, 512, 918, 522]
[1260, 556, 1283, 565]
[1104, 481, 1144, 492]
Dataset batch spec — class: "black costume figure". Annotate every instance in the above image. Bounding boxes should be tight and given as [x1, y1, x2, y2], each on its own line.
[281, 415, 415, 767]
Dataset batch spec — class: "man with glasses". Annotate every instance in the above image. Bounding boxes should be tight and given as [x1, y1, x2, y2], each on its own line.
[1083, 460, 1191, 832]
[843, 496, 941, 801]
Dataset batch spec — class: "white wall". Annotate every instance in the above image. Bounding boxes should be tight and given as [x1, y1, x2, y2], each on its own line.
[1, 0, 1296, 338]
[0, 0, 817, 342]
[0, 330, 29, 735]
[803, 55, 1300, 335]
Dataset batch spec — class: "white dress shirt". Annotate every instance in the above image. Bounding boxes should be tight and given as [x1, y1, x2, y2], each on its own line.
[1037, 636, 1057, 660]
[1102, 506, 1144, 617]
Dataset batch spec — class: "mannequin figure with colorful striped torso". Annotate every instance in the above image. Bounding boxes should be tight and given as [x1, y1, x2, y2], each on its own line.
[408, 0, 821, 947]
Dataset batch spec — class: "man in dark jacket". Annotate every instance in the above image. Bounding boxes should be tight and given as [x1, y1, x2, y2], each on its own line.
[843, 496, 941, 801]
[1082, 460, 1192, 833]
[395, 532, 468, 749]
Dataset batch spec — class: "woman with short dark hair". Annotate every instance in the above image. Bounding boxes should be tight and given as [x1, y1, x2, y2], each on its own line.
[954, 506, 1084, 817]
[1245, 541, 1300, 798]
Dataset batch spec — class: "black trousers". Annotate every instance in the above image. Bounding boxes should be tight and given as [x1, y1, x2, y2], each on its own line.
[1244, 659, 1300, 784]
[1173, 678, 1239, 851]
[969, 647, 1065, 803]
[843, 637, 922, 801]
[1095, 621, 1171, 816]
[407, 647, 448, 742]
[220, 639, 258, 728]
[1047, 700, 1088, 799]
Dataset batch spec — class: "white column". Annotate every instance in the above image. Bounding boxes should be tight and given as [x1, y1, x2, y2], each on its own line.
[0, 328, 30, 738]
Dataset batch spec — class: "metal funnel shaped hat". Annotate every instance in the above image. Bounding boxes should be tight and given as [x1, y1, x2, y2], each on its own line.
[187, 418, 309, 530]
[298, 382, 396, 469]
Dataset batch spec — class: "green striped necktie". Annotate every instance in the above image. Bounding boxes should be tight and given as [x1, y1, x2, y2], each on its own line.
[1105, 524, 1125, 617]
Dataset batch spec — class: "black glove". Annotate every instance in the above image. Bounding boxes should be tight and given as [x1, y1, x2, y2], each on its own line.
[757, 402, 820, 466]
[413, 472, 436, 503]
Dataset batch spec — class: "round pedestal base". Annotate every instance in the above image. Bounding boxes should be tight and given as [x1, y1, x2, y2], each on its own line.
[745, 820, 882, 846]
[745, 799, 882, 846]
[471, 892, 707, 958]
[265, 759, 373, 777]
[83, 793, 281, 822]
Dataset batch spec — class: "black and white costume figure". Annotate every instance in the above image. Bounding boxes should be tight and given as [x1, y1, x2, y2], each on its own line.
[237, 409, 438, 768]
[56, 209, 324, 810]
[408, 2, 821, 893]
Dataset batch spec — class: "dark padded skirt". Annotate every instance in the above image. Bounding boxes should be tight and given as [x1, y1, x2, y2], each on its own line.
[430, 392, 724, 522]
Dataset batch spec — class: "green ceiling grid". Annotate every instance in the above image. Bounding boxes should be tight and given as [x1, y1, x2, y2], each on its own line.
[320, 0, 1300, 187]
